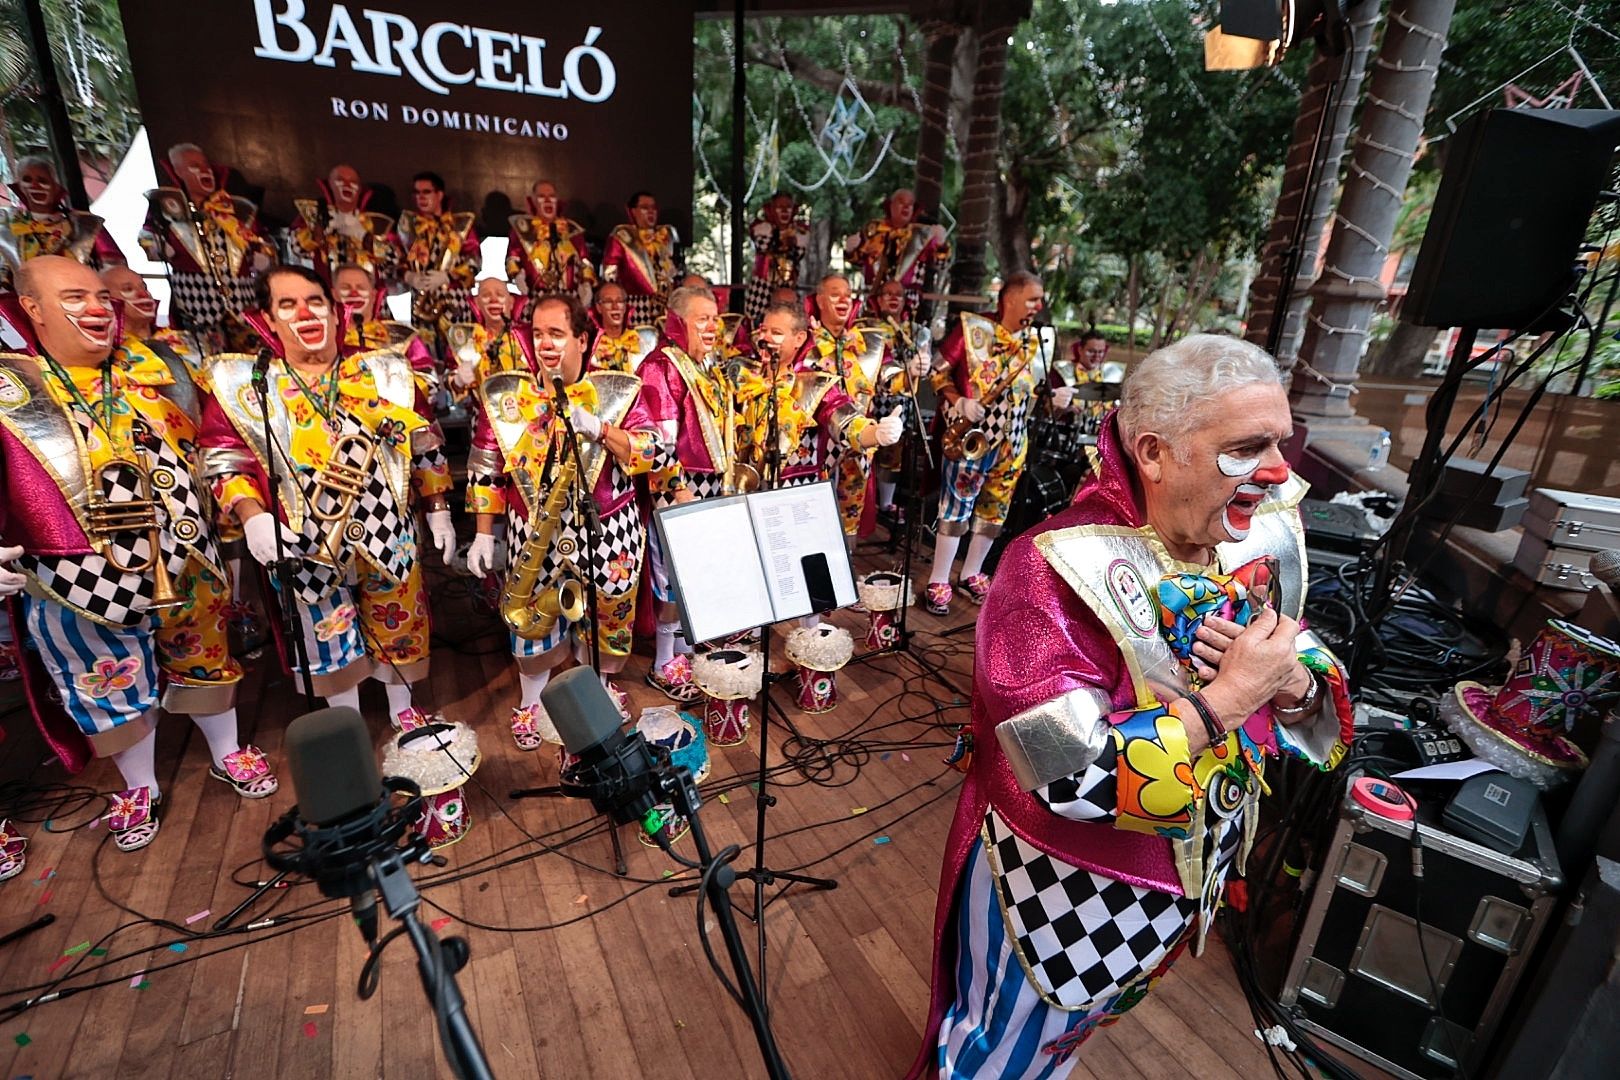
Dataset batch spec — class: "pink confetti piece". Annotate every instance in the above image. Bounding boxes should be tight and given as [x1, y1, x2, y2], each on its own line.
[129, 970, 146, 988]
[430, 917, 452, 932]
[47, 956, 71, 974]
[302, 1021, 318, 1039]
[901, 753, 911, 762]
[184, 909, 210, 925]
[36, 890, 51, 907]
[88, 816, 100, 830]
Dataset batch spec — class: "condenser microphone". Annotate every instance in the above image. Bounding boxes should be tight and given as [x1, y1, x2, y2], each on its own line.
[541, 668, 664, 828]
[1590, 549, 1620, 591]
[252, 347, 274, 383]
[265, 707, 419, 943]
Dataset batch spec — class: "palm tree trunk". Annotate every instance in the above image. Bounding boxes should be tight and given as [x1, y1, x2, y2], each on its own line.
[913, 17, 962, 217]
[948, 2, 1027, 310]
[1244, 9, 1380, 368]
[1295, 0, 1456, 418]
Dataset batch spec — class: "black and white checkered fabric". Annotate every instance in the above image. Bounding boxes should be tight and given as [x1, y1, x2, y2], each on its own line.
[742, 277, 776, 324]
[782, 426, 821, 483]
[980, 394, 1031, 457]
[168, 271, 254, 333]
[506, 473, 644, 599]
[626, 294, 667, 327]
[279, 419, 415, 603]
[652, 470, 727, 509]
[23, 418, 215, 627]
[985, 806, 1242, 1009]
[1036, 751, 1118, 822]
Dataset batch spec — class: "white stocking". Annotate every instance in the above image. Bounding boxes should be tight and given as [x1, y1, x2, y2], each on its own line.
[190, 709, 242, 769]
[326, 684, 362, 713]
[929, 533, 963, 586]
[110, 726, 160, 799]
[519, 668, 551, 710]
[382, 680, 414, 719]
[961, 533, 996, 580]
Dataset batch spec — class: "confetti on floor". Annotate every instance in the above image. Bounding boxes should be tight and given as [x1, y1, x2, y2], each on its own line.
[46, 957, 70, 974]
[874, 836, 891, 845]
[63, 942, 91, 956]
[184, 910, 210, 925]
[901, 753, 912, 762]
[302, 1021, 318, 1039]
[168, 943, 187, 953]
[662, 869, 674, 879]
[881, 752, 891, 761]
[13, 1033, 30, 1048]
[89, 948, 107, 957]
[717, 793, 730, 804]
[133, 981, 150, 991]
[850, 807, 868, 815]
[36, 891, 51, 907]
[574, 894, 588, 905]
[303, 1004, 329, 1016]
[430, 917, 453, 933]
[129, 971, 145, 989]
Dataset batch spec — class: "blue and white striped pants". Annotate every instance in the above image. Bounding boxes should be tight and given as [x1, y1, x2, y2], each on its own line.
[24, 596, 161, 738]
[936, 838, 1104, 1079]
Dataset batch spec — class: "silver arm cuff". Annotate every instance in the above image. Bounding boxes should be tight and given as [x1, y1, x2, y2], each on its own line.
[995, 687, 1114, 793]
[466, 445, 503, 481]
[201, 446, 257, 479]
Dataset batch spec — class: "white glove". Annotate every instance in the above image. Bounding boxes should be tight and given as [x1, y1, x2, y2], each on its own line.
[906, 353, 931, 381]
[243, 513, 289, 566]
[955, 397, 985, 423]
[0, 544, 26, 598]
[570, 403, 603, 441]
[872, 406, 905, 447]
[331, 211, 365, 240]
[1051, 386, 1076, 410]
[426, 510, 456, 562]
[452, 357, 479, 391]
[466, 533, 498, 577]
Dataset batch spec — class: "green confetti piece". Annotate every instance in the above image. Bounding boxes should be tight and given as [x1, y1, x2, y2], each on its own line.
[63, 941, 91, 956]
[661, 869, 674, 879]
[15, 1033, 32, 1047]
[89, 948, 108, 957]
[135, 981, 150, 990]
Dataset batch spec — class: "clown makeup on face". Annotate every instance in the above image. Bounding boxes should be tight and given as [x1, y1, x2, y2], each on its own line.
[531, 297, 587, 384]
[327, 164, 361, 211]
[60, 289, 117, 349]
[764, 194, 794, 228]
[756, 310, 808, 373]
[476, 278, 512, 326]
[531, 181, 560, 221]
[681, 295, 720, 357]
[19, 258, 118, 366]
[886, 189, 916, 228]
[816, 277, 853, 331]
[333, 265, 375, 323]
[102, 266, 159, 335]
[1213, 431, 1290, 542]
[267, 272, 337, 363]
[630, 195, 659, 230]
[595, 282, 627, 334]
[875, 281, 906, 319]
[173, 148, 216, 199]
[16, 161, 60, 213]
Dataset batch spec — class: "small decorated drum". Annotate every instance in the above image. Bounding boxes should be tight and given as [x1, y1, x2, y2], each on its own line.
[692, 649, 764, 747]
[382, 722, 482, 850]
[634, 707, 710, 846]
[857, 571, 911, 651]
[785, 624, 854, 714]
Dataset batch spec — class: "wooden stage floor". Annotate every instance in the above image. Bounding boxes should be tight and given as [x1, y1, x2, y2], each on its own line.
[0, 549, 1294, 1079]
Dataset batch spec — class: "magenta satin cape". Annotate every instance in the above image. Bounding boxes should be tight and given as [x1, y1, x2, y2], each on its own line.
[905, 414, 1197, 1079]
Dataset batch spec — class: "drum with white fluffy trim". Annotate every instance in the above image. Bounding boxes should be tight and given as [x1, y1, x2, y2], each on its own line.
[785, 624, 854, 713]
[693, 649, 763, 746]
[857, 571, 911, 650]
[382, 722, 482, 850]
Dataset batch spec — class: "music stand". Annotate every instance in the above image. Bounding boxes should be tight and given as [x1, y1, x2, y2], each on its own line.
[652, 479, 850, 1011]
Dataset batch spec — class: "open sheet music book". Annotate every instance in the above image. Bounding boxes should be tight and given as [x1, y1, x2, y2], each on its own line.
[653, 480, 858, 645]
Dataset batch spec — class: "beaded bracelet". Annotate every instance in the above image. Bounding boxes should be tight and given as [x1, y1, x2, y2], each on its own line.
[1185, 691, 1224, 747]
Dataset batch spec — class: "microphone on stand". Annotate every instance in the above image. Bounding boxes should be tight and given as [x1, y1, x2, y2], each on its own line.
[543, 668, 669, 830]
[1589, 549, 1620, 591]
[252, 346, 273, 385]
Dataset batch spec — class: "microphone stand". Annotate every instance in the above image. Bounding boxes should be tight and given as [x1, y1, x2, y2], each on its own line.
[671, 343, 836, 1008]
[253, 351, 318, 711]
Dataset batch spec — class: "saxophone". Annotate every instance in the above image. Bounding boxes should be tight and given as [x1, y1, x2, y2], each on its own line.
[500, 450, 587, 640]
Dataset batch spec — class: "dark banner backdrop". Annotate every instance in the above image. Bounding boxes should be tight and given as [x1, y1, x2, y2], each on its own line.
[118, 0, 695, 243]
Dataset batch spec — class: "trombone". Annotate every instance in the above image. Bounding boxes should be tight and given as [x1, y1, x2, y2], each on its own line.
[86, 457, 186, 611]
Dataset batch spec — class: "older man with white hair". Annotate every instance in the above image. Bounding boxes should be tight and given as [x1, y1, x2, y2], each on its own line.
[907, 334, 1353, 1079]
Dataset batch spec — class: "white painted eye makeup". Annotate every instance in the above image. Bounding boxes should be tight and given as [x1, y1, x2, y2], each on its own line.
[1216, 452, 1260, 477]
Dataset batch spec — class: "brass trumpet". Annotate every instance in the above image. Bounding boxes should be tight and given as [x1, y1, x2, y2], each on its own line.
[310, 432, 376, 569]
[86, 458, 185, 611]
